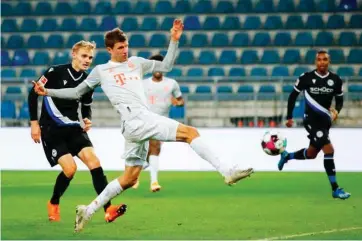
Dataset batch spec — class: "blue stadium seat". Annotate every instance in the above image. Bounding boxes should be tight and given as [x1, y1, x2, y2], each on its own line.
[282, 85, 294, 93]
[20, 69, 37, 78]
[217, 85, 233, 93]
[66, 34, 84, 48]
[53, 51, 69, 65]
[348, 85, 362, 92]
[129, 34, 146, 47]
[264, 16, 283, 29]
[315, 32, 334, 46]
[222, 16, 241, 30]
[219, 50, 237, 64]
[285, 15, 304, 29]
[326, 15, 345, 29]
[149, 34, 167, 47]
[304, 50, 317, 64]
[155, 1, 173, 13]
[94, 1, 112, 14]
[33, 51, 50, 65]
[34, 2, 52, 15]
[191, 34, 208, 47]
[329, 49, 345, 64]
[192, 0, 212, 13]
[180, 86, 190, 93]
[1, 101, 16, 119]
[20, 18, 38, 32]
[27, 35, 46, 49]
[229, 67, 246, 77]
[277, 0, 295, 12]
[133, 1, 151, 14]
[359, 68, 362, 76]
[1, 36, 5, 49]
[174, 0, 191, 13]
[72, 1, 91, 15]
[79, 18, 98, 32]
[7, 35, 24, 49]
[349, 14, 362, 28]
[99, 16, 118, 31]
[305, 15, 324, 29]
[169, 106, 185, 119]
[59, 18, 78, 31]
[121, 17, 138, 31]
[187, 68, 204, 77]
[293, 67, 310, 76]
[4, 86, 23, 101]
[274, 32, 292, 46]
[198, 51, 217, 65]
[295, 32, 313, 46]
[359, 33, 362, 46]
[140, 17, 158, 31]
[211, 33, 228, 47]
[348, 84, 362, 100]
[39, 18, 58, 32]
[2, 19, 18, 32]
[113, 1, 131, 14]
[6, 86, 22, 94]
[261, 50, 280, 64]
[254, 0, 274, 13]
[1, 51, 11, 66]
[203, 16, 221, 30]
[18, 102, 30, 119]
[258, 85, 276, 100]
[14, 2, 32, 15]
[243, 16, 261, 29]
[89, 34, 104, 48]
[214, 1, 233, 13]
[235, 0, 252, 12]
[337, 67, 354, 76]
[231, 33, 249, 46]
[160, 17, 174, 30]
[259, 85, 275, 93]
[241, 50, 258, 64]
[54, 2, 72, 15]
[237, 85, 254, 93]
[316, 0, 336, 12]
[184, 16, 201, 30]
[252, 33, 271, 46]
[208, 67, 225, 76]
[94, 51, 109, 65]
[177, 50, 195, 65]
[195, 85, 212, 93]
[272, 66, 289, 76]
[1, 3, 12, 16]
[251, 67, 267, 76]
[1, 69, 16, 79]
[347, 49, 362, 63]
[137, 51, 151, 59]
[167, 68, 182, 77]
[296, 0, 315, 12]
[338, 32, 357, 46]
[283, 49, 301, 64]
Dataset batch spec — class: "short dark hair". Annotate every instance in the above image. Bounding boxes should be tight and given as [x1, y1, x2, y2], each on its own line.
[317, 49, 329, 55]
[149, 54, 164, 61]
[104, 28, 128, 48]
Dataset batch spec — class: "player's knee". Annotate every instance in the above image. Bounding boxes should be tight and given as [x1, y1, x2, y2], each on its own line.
[185, 126, 200, 144]
[306, 148, 318, 159]
[63, 163, 77, 178]
[79, 148, 101, 170]
[149, 141, 161, 155]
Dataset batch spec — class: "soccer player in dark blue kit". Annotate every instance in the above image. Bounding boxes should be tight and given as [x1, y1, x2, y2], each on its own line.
[279, 50, 351, 200]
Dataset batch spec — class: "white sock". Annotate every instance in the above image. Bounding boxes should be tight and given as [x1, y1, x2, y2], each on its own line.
[149, 155, 159, 184]
[86, 179, 123, 216]
[190, 136, 229, 176]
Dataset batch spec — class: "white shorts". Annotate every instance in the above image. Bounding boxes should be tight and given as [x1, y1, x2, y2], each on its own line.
[121, 110, 180, 166]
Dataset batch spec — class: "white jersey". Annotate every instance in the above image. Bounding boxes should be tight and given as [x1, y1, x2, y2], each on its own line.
[143, 77, 182, 117]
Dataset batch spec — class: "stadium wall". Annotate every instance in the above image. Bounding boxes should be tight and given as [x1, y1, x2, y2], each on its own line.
[1, 128, 361, 172]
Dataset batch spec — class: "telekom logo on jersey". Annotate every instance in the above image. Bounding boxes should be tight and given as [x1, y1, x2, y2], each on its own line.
[113, 73, 140, 86]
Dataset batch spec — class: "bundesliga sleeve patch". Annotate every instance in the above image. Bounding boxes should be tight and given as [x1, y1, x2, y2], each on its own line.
[38, 75, 48, 84]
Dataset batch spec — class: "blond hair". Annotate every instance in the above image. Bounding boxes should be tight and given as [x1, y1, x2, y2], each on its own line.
[72, 40, 96, 53]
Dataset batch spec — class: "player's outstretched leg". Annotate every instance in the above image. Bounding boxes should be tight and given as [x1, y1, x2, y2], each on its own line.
[148, 140, 162, 192]
[278, 146, 319, 171]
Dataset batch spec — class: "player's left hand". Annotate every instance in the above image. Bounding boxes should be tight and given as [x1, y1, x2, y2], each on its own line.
[83, 118, 92, 132]
[170, 19, 184, 42]
[330, 108, 338, 122]
[32, 80, 48, 96]
[171, 97, 178, 106]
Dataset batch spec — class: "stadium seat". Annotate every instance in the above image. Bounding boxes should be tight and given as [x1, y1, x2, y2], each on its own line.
[285, 16, 304, 29]
[180, 86, 190, 93]
[27, 35, 46, 49]
[211, 33, 229, 47]
[160, 17, 174, 30]
[258, 85, 276, 100]
[72, 1, 91, 15]
[167, 68, 183, 77]
[195, 85, 212, 93]
[112, 1, 131, 14]
[250, 67, 267, 76]
[329, 49, 345, 64]
[293, 67, 310, 76]
[304, 50, 317, 64]
[184, 16, 201, 30]
[316, 0, 336, 12]
[348, 85, 362, 92]
[18, 102, 30, 119]
[192, 0, 212, 13]
[1, 36, 5, 49]
[20, 69, 37, 78]
[229, 67, 246, 77]
[4, 86, 23, 101]
[214, 1, 234, 13]
[53, 51, 69, 65]
[349, 14, 362, 28]
[315, 32, 334, 46]
[1, 101, 16, 119]
[66, 34, 84, 48]
[305, 15, 325, 29]
[121, 17, 138, 31]
[1, 3, 12, 16]
[2, 19, 18, 32]
[187, 68, 204, 77]
[221, 16, 241, 30]
[99, 16, 118, 31]
[39, 18, 58, 32]
[94, 1, 112, 14]
[208, 67, 225, 77]
[54, 2, 72, 15]
[231, 33, 249, 46]
[154, 1, 173, 13]
[282, 85, 294, 93]
[6, 86, 22, 94]
[259, 85, 275, 92]
[252, 33, 271, 46]
[347, 49, 362, 63]
[89, 34, 104, 48]
[140, 17, 158, 31]
[236, 86, 254, 101]
[133, 1, 151, 14]
[94, 51, 109, 65]
[79, 18, 98, 32]
[272, 66, 289, 77]
[264, 16, 283, 29]
[240, 50, 258, 64]
[191, 34, 208, 47]
[13, 2, 32, 15]
[277, 0, 295, 12]
[261, 50, 280, 64]
[235, 0, 252, 12]
[129, 34, 146, 47]
[177, 50, 195, 65]
[203, 16, 221, 30]
[59, 18, 78, 31]
[1, 69, 16, 79]
[243, 16, 261, 29]
[326, 15, 345, 29]
[219, 50, 237, 64]
[169, 106, 185, 119]
[173, 0, 191, 13]
[6, 35, 24, 49]
[149, 34, 167, 47]
[274, 32, 292, 46]
[296, 0, 315, 12]
[254, 0, 274, 13]
[283, 49, 301, 64]
[217, 85, 233, 93]
[359, 68, 362, 76]
[137, 51, 151, 59]
[34, 2, 52, 15]
[295, 32, 313, 46]
[33, 51, 50, 65]
[359, 33, 362, 46]
[338, 32, 357, 46]
[1, 51, 11, 66]
[198, 51, 217, 65]
[337, 67, 354, 76]
[20, 18, 38, 32]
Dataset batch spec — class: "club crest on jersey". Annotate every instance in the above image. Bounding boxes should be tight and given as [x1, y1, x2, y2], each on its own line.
[39, 75, 48, 84]
[52, 149, 57, 157]
[128, 61, 135, 69]
[312, 79, 316, 84]
[327, 79, 334, 86]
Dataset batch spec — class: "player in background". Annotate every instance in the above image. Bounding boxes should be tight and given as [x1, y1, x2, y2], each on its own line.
[278, 50, 350, 200]
[28, 41, 126, 222]
[133, 54, 185, 192]
[32, 19, 254, 233]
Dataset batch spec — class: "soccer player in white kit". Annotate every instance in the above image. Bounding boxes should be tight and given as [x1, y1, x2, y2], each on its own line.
[33, 19, 254, 233]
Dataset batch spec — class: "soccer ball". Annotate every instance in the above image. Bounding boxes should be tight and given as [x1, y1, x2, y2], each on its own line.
[261, 130, 287, 156]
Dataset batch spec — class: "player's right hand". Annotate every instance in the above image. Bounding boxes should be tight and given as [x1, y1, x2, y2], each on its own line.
[32, 80, 48, 96]
[170, 19, 184, 41]
[285, 119, 294, 128]
[30, 121, 41, 143]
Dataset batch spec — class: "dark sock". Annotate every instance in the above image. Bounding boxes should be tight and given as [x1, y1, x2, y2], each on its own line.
[324, 153, 339, 191]
[91, 167, 111, 211]
[50, 172, 72, 205]
[288, 148, 308, 160]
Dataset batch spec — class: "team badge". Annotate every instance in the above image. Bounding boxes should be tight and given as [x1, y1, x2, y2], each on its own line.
[327, 79, 334, 86]
[52, 149, 57, 157]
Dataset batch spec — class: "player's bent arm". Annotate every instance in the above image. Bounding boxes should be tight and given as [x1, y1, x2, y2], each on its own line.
[28, 87, 39, 121]
[286, 89, 300, 119]
[335, 95, 343, 114]
[175, 96, 184, 106]
[153, 40, 179, 72]
[46, 82, 92, 100]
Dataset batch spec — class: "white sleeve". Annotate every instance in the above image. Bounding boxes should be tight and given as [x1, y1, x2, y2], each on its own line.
[84, 66, 101, 89]
[172, 80, 182, 98]
[138, 57, 156, 75]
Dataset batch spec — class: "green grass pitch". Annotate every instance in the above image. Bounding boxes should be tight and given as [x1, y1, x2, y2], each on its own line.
[1, 171, 361, 240]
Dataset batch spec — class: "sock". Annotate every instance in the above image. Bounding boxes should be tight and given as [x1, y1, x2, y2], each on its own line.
[149, 155, 159, 184]
[86, 179, 123, 217]
[90, 167, 111, 212]
[324, 153, 339, 191]
[190, 136, 229, 176]
[50, 172, 72, 205]
[288, 148, 308, 160]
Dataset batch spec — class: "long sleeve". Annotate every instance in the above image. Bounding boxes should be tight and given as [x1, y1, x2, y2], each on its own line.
[286, 90, 300, 119]
[335, 95, 343, 114]
[28, 87, 39, 121]
[80, 89, 94, 119]
[47, 81, 92, 100]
